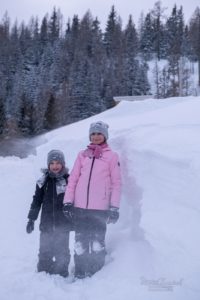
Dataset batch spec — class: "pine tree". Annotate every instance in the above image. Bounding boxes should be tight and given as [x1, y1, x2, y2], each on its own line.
[121, 15, 139, 95]
[103, 6, 123, 106]
[139, 13, 154, 60]
[151, 1, 166, 60]
[189, 7, 200, 86]
[165, 5, 185, 58]
[0, 13, 10, 133]
[48, 7, 62, 42]
[66, 11, 106, 121]
[182, 25, 194, 59]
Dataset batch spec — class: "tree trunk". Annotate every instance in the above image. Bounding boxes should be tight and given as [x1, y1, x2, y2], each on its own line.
[198, 57, 200, 87]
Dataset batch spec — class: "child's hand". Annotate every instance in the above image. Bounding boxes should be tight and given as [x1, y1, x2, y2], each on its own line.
[107, 207, 119, 224]
[26, 219, 34, 233]
[63, 203, 74, 221]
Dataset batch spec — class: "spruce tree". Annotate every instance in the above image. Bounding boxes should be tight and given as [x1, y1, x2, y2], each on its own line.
[189, 7, 200, 86]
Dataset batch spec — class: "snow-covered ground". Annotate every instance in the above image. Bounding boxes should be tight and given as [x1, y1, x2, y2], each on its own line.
[0, 96, 200, 300]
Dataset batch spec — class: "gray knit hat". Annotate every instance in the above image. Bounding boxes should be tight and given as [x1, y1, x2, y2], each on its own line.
[89, 121, 109, 140]
[47, 149, 65, 166]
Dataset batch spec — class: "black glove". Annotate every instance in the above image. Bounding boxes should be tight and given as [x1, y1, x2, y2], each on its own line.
[26, 219, 34, 233]
[63, 203, 74, 221]
[107, 207, 119, 224]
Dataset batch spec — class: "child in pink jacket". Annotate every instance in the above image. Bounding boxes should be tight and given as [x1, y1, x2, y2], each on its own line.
[63, 121, 121, 279]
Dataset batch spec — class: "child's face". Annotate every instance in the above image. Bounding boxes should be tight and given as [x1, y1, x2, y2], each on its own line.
[49, 160, 63, 174]
[90, 132, 105, 145]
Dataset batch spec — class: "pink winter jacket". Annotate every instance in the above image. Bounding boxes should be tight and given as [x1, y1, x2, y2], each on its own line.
[64, 145, 121, 210]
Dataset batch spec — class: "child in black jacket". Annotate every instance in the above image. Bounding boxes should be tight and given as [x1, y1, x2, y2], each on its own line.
[26, 150, 71, 277]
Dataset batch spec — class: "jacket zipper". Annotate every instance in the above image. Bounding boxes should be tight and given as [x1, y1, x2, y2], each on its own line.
[52, 178, 56, 231]
[86, 157, 95, 208]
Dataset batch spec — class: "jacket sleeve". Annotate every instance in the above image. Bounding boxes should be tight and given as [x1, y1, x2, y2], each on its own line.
[63, 152, 82, 204]
[109, 153, 121, 208]
[27, 184, 44, 220]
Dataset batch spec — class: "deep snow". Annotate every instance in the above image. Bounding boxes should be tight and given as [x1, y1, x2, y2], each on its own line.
[0, 96, 200, 300]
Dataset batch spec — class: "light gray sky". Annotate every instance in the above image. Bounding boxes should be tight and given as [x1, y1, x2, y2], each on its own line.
[0, 0, 199, 29]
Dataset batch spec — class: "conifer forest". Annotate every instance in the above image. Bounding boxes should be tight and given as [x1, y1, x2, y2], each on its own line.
[0, 2, 200, 136]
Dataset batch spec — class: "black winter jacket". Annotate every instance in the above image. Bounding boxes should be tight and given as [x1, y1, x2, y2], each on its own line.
[28, 170, 71, 232]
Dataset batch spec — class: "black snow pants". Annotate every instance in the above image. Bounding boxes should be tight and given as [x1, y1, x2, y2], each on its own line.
[74, 208, 107, 278]
[38, 228, 70, 277]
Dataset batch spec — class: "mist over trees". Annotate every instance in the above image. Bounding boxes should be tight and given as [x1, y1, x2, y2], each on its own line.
[0, 1, 199, 137]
